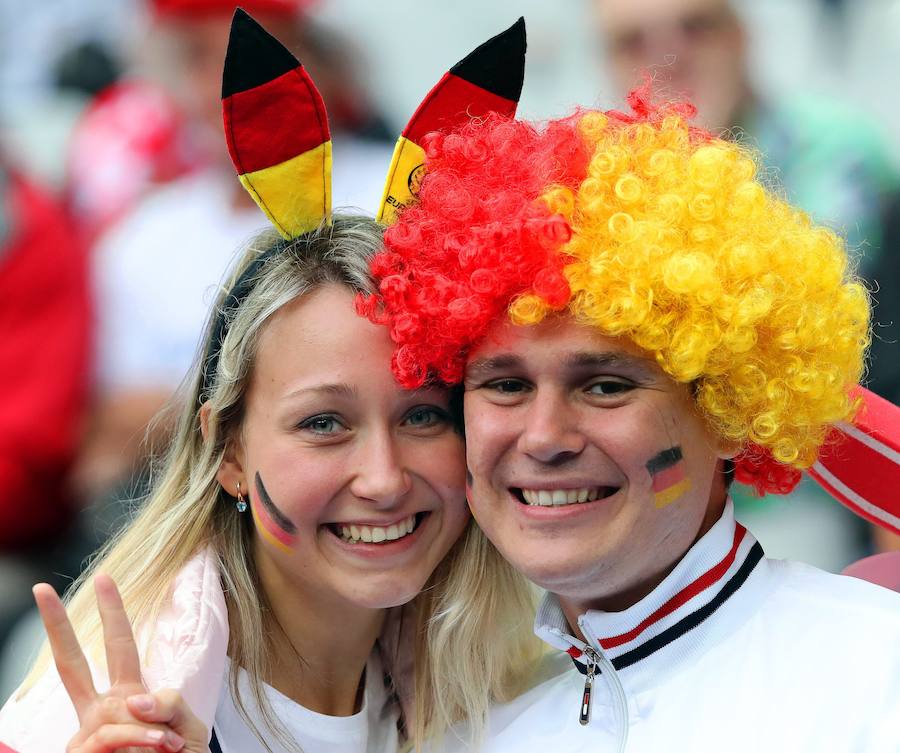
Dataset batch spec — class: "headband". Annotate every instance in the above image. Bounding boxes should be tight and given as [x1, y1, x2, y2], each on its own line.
[200, 9, 526, 399]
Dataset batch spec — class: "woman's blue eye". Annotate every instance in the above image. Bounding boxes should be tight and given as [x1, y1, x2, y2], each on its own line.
[299, 415, 344, 434]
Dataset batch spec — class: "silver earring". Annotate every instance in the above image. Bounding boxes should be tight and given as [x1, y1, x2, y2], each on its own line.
[235, 481, 248, 513]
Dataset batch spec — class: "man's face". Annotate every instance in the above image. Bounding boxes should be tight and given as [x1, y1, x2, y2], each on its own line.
[594, 0, 747, 132]
[463, 314, 729, 609]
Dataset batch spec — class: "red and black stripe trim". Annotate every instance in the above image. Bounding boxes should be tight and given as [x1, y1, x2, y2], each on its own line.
[567, 525, 764, 674]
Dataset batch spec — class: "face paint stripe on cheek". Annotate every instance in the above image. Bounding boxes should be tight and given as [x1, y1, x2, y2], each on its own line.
[252, 471, 298, 551]
[646, 446, 692, 509]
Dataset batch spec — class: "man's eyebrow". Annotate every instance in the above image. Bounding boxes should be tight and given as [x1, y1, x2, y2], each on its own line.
[464, 355, 523, 380]
[565, 351, 653, 372]
[465, 351, 654, 379]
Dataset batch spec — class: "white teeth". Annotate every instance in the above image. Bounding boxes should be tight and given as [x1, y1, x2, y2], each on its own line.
[521, 488, 604, 506]
[337, 514, 418, 543]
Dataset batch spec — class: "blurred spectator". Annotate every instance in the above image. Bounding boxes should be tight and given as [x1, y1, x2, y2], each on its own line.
[65, 81, 198, 242]
[0, 159, 91, 644]
[73, 0, 394, 502]
[591, 0, 900, 567]
[53, 39, 122, 98]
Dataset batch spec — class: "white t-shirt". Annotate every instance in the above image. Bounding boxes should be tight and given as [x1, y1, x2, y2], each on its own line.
[214, 653, 399, 753]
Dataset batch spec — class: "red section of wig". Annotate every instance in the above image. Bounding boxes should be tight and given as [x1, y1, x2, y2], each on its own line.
[359, 112, 590, 388]
[734, 445, 802, 496]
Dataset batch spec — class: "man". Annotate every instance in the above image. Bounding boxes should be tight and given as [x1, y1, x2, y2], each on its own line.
[365, 87, 900, 750]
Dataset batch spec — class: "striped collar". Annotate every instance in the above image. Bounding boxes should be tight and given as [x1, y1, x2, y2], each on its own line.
[534, 500, 768, 692]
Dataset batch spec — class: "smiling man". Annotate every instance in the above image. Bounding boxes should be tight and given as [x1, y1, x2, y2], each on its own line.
[364, 86, 900, 750]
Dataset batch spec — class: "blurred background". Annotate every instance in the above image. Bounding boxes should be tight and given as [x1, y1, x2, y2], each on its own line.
[1, 0, 899, 702]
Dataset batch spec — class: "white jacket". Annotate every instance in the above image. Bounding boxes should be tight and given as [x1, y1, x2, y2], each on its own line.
[439, 501, 900, 752]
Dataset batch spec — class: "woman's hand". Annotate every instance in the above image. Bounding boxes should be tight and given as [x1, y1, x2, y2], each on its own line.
[33, 574, 210, 753]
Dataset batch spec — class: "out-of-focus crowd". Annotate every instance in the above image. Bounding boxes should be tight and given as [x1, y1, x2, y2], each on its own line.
[0, 0, 898, 700]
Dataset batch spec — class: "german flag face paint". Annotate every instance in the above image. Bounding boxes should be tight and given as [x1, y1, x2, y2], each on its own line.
[646, 447, 692, 509]
[222, 8, 331, 239]
[377, 17, 526, 225]
[251, 471, 298, 553]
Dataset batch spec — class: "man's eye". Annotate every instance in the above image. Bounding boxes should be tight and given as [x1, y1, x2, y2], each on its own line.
[587, 380, 633, 396]
[486, 379, 527, 394]
[298, 415, 345, 435]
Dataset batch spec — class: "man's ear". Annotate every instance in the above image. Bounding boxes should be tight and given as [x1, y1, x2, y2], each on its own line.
[200, 400, 246, 498]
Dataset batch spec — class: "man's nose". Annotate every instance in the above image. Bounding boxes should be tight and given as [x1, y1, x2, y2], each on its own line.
[516, 390, 586, 464]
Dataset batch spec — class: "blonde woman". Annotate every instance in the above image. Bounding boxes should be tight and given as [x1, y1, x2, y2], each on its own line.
[0, 216, 474, 753]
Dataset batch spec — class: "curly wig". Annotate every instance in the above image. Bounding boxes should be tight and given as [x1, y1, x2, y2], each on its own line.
[361, 84, 870, 495]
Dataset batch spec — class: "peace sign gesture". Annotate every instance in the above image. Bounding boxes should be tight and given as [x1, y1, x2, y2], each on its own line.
[33, 574, 210, 753]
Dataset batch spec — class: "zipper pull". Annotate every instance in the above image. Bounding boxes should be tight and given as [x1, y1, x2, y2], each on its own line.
[579, 650, 597, 726]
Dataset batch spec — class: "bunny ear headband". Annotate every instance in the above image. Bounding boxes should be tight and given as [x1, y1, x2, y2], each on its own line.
[221, 7, 525, 237]
[200, 8, 525, 397]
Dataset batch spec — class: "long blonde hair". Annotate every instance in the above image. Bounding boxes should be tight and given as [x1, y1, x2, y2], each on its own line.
[412, 523, 544, 750]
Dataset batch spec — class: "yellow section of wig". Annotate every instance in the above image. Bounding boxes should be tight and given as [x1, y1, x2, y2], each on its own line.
[510, 112, 869, 468]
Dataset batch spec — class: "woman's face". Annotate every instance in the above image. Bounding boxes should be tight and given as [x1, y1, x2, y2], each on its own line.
[223, 284, 468, 611]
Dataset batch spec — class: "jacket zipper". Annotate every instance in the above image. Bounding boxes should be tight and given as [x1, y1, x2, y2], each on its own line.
[577, 616, 630, 753]
[579, 648, 598, 725]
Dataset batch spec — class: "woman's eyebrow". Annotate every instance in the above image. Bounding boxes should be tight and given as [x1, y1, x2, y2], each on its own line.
[282, 382, 358, 400]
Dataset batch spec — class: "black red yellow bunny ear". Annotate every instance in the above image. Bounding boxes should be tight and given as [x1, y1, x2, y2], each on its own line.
[377, 17, 526, 225]
[222, 8, 331, 239]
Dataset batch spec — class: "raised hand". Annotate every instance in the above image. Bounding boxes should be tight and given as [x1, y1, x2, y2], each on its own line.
[33, 574, 210, 753]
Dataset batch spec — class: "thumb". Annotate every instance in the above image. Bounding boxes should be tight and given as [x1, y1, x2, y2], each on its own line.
[126, 691, 210, 753]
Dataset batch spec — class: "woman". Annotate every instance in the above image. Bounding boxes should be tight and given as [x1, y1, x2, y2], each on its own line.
[0, 214, 471, 753]
[0, 11, 541, 753]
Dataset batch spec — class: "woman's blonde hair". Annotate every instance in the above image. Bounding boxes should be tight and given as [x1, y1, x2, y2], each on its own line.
[411, 523, 544, 751]
[21, 213, 540, 751]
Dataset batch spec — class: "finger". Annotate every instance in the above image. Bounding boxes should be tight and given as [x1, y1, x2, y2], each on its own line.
[33, 583, 97, 717]
[73, 723, 185, 753]
[94, 573, 143, 687]
[127, 692, 208, 742]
